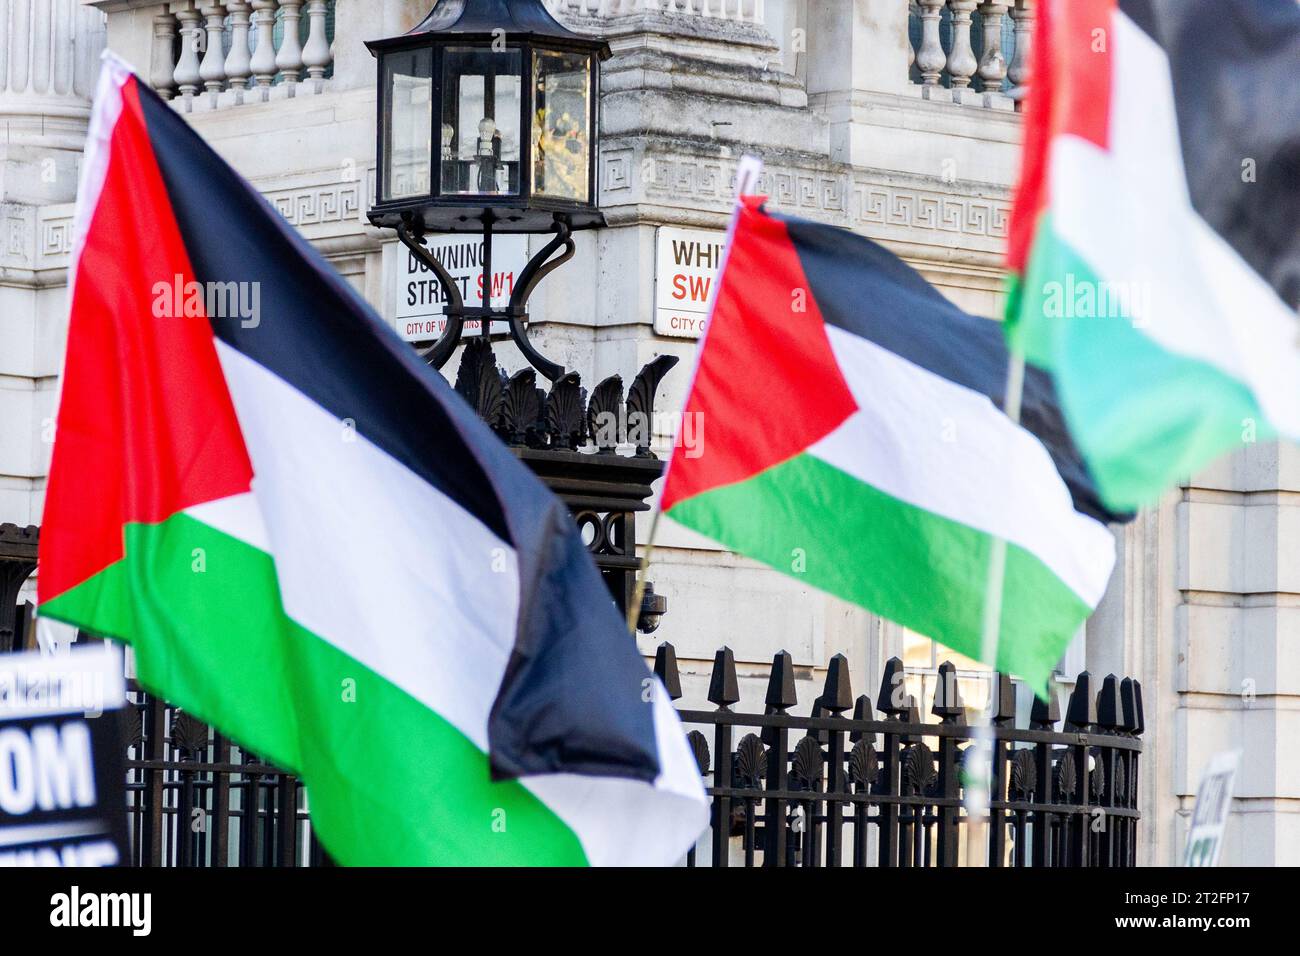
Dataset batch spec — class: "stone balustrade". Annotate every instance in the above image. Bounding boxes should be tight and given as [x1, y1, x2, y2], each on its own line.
[545, 0, 767, 24]
[150, 0, 333, 110]
[135, 0, 1031, 113]
[546, 0, 1031, 110]
[907, 0, 1033, 109]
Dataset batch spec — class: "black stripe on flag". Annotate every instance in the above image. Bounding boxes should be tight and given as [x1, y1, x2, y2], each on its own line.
[779, 213, 1131, 526]
[132, 81, 661, 785]
[1120, 0, 1300, 309]
[134, 86, 513, 547]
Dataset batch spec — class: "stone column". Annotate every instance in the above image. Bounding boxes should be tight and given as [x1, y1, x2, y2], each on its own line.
[0, 1, 106, 592]
[330, 0, 436, 90]
[805, 0, 911, 164]
[1091, 440, 1300, 865]
[1174, 443, 1300, 864]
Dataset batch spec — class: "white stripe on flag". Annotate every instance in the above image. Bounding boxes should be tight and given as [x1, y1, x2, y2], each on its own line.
[207, 342, 706, 865]
[214, 340, 519, 755]
[1050, 12, 1300, 436]
[811, 326, 1115, 607]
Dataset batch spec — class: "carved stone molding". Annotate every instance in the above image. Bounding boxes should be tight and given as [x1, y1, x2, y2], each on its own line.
[263, 168, 375, 229]
[268, 178, 367, 228]
[615, 149, 1010, 250]
[16, 169, 376, 273]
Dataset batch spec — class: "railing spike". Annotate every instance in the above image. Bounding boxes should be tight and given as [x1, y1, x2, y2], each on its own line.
[653, 641, 681, 701]
[932, 660, 963, 720]
[707, 645, 740, 708]
[1132, 679, 1146, 737]
[992, 672, 1016, 725]
[1097, 673, 1122, 731]
[901, 694, 923, 744]
[810, 697, 829, 746]
[1030, 687, 1060, 729]
[1120, 676, 1139, 734]
[820, 653, 853, 713]
[1065, 671, 1097, 731]
[850, 694, 875, 744]
[877, 656, 907, 716]
[765, 649, 797, 710]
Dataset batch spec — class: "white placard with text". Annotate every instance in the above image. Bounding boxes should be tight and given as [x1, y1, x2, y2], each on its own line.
[1183, 750, 1240, 867]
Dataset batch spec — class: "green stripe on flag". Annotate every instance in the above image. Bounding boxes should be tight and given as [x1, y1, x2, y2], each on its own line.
[667, 452, 1092, 692]
[1013, 214, 1273, 511]
[39, 512, 587, 866]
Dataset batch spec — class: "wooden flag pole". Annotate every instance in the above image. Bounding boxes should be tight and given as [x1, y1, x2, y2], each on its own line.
[963, 345, 1026, 864]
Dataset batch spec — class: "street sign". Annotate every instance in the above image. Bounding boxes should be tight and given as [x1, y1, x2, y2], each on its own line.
[1183, 750, 1240, 867]
[0, 643, 129, 866]
[394, 233, 530, 342]
[654, 226, 726, 338]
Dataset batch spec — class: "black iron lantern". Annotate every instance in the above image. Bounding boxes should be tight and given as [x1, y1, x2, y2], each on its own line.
[367, 0, 608, 236]
[364, 4, 672, 632]
[366, 0, 610, 379]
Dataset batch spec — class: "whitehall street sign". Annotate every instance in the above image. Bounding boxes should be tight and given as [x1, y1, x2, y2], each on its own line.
[0, 643, 129, 867]
[654, 226, 726, 339]
[394, 233, 530, 342]
[1183, 750, 1240, 867]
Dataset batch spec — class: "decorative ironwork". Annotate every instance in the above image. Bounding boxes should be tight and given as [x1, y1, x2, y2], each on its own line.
[848, 738, 878, 790]
[0, 523, 38, 652]
[687, 730, 711, 776]
[121, 683, 332, 867]
[1055, 749, 1078, 801]
[543, 372, 587, 450]
[170, 711, 210, 756]
[25, 640, 1148, 868]
[500, 368, 544, 446]
[441, 343, 679, 630]
[734, 734, 767, 790]
[791, 735, 825, 791]
[669, 648, 1145, 868]
[586, 375, 624, 453]
[1010, 748, 1037, 798]
[625, 355, 679, 456]
[1089, 747, 1106, 800]
[453, 338, 505, 425]
[902, 742, 937, 796]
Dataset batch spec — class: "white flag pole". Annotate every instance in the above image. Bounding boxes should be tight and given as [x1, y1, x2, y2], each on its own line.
[626, 155, 765, 634]
[963, 344, 1026, 863]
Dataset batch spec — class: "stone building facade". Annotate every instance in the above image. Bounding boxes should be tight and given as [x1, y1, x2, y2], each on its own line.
[0, 0, 1294, 864]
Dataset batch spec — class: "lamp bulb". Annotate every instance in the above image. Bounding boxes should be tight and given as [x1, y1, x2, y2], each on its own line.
[477, 117, 497, 157]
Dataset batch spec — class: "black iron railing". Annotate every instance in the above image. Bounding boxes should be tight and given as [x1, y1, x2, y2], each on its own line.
[115, 645, 1141, 868]
[122, 683, 331, 867]
[653, 644, 1144, 868]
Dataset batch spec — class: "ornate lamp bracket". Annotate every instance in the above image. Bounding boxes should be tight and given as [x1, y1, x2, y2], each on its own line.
[395, 212, 575, 382]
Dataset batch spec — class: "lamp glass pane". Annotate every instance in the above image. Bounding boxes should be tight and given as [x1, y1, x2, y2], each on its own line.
[531, 51, 591, 203]
[381, 48, 432, 201]
[441, 47, 522, 196]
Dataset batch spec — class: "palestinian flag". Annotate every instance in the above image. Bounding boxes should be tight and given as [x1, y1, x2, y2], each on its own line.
[38, 55, 706, 866]
[1007, 0, 1300, 511]
[663, 198, 1125, 692]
